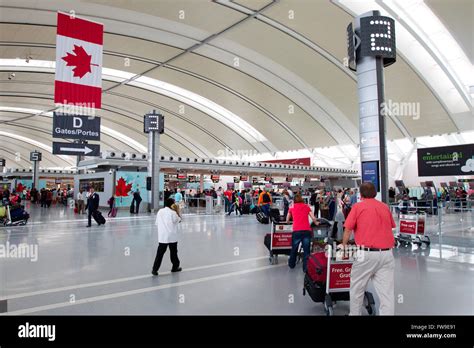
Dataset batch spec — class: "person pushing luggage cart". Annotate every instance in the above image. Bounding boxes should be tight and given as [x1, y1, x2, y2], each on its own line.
[286, 194, 319, 272]
[340, 182, 396, 315]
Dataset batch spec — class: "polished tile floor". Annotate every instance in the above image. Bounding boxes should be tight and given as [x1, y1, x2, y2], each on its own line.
[0, 203, 473, 315]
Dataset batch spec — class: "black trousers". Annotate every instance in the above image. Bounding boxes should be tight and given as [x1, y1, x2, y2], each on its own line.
[313, 203, 319, 218]
[87, 209, 97, 226]
[152, 242, 180, 273]
[135, 201, 140, 214]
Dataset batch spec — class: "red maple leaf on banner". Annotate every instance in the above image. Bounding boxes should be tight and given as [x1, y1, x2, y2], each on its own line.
[61, 45, 98, 78]
[115, 177, 133, 197]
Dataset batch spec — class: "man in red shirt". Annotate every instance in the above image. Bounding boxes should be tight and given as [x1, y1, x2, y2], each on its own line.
[224, 189, 232, 213]
[342, 182, 396, 315]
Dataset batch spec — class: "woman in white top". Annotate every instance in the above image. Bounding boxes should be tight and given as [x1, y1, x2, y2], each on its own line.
[151, 198, 182, 276]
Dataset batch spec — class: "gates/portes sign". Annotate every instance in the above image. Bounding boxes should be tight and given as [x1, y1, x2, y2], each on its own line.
[328, 263, 352, 290]
[30, 151, 42, 161]
[0, 158, 5, 167]
[53, 112, 101, 140]
[52, 142, 100, 156]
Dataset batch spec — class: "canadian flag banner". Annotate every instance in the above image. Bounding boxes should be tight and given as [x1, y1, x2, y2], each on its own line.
[55, 12, 103, 109]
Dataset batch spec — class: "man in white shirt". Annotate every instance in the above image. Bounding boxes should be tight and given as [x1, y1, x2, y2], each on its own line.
[76, 189, 85, 214]
[152, 198, 182, 276]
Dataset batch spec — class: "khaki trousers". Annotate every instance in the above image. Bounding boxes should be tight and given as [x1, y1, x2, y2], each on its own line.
[349, 249, 395, 315]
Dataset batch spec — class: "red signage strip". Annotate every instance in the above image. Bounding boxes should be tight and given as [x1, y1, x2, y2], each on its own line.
[262, 157, 311, 166]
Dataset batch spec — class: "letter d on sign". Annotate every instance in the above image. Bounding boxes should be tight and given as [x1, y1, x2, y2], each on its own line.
[73, 117, 83, 128]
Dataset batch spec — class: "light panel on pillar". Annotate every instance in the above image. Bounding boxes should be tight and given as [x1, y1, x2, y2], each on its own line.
[144, 110, 164, 134]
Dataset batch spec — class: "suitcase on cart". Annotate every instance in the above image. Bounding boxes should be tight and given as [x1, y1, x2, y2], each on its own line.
[269, 208, 281, 223]
[92, 210, 106, 225]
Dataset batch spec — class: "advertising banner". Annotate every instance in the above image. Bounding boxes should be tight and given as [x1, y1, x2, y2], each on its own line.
[399, 215, 417, 234]
[115, 171, 148, 207]
[328, 263, 352, 290]
[271, 224, 293, 249]
[417, 144, 474, 176]
[361, 161, 379, 191]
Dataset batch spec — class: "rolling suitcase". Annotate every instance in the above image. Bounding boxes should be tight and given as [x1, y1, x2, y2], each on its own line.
[304, 251, 328, 302]
[110, 207, 117, 217]
[250, 205, 259, 214]
[241, 204, 250, 215]
[256, 211, 269, 224]
[93, 210, 106, 225]
[269, 208, 281, 223]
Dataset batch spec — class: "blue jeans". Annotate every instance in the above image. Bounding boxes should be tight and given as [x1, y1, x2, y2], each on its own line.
[288, 230, 312, 272]
[261, 204, 270, 217]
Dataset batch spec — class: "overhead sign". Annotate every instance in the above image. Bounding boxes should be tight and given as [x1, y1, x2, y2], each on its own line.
[55, 12, 103, 109]
[359, 16, 396, 67]
[53, 112, 101, 140]
[0, 159, 5, 167]
[30, 151, 42, 161]
[144, 111, 164, 134]
[52, 142, 100, 156]
[417, 144, 474, 176]
[233, 177, 240, 183]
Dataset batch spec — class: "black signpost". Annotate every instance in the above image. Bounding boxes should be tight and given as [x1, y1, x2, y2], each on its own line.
[53, 112, 101, 141]
[52, 142, 100, 156]
[30, 151, 42, 189]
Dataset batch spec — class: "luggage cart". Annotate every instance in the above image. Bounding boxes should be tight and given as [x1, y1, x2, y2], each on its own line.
[3, 205, 29, 226]
[265, 221, 294, 265]
[304, 244, 376, 316]
[395, 212, 430, 247]
[312, 218, 332, 241]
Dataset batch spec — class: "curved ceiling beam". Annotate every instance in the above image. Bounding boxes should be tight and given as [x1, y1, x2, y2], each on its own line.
[212, 0, 416, 140]
[0, 39, 318, 150]
[333, 0, 472, 131]
[0, 5, 357, 146]
[0, 148, 30, 169]
[0, 130, 75, 166]
[0, 137, 66, 168]
[0, 91, 216, 158]
[0, 112, 121, 152]
[0, 59, 274, 152]
[0, 106, 205, 159]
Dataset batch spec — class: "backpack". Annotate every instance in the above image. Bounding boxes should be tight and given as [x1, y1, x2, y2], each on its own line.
[262, 192, 271, 203]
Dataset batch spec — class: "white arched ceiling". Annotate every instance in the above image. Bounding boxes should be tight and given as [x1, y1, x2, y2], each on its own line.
[0, 0, 472, 169]
[0, 130, 75, 167]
